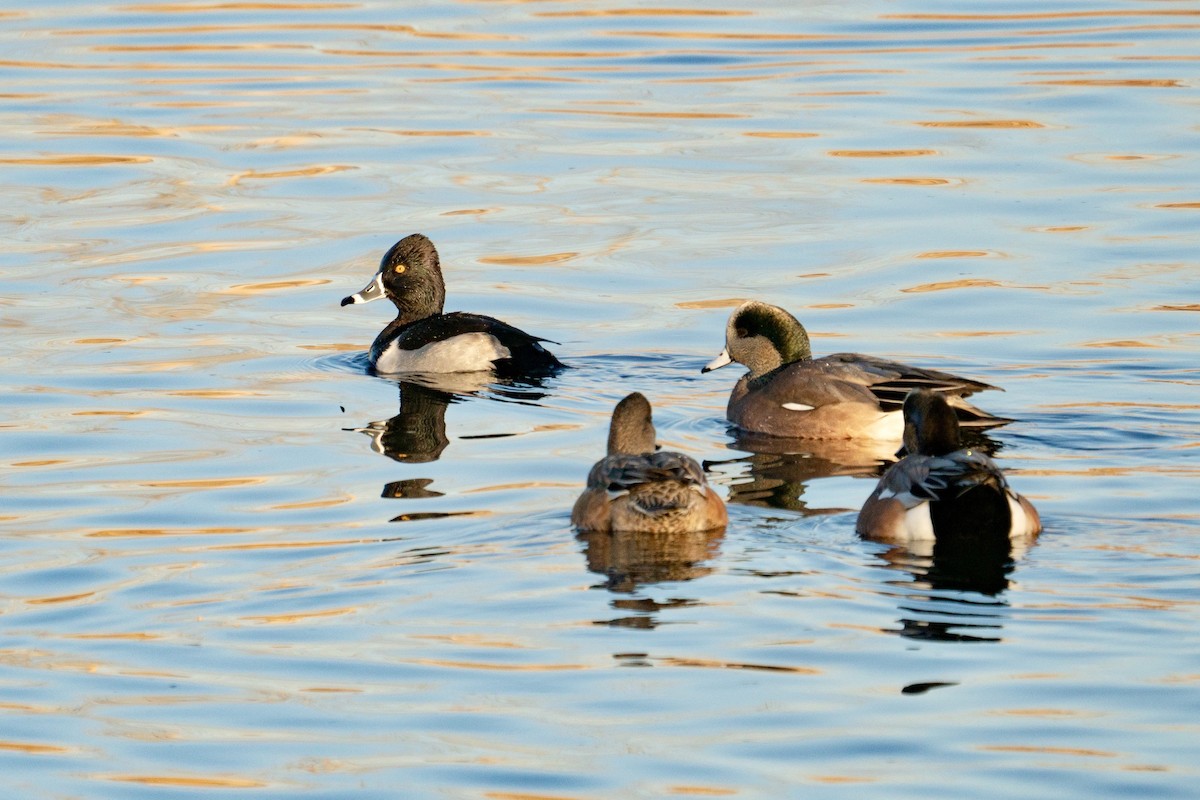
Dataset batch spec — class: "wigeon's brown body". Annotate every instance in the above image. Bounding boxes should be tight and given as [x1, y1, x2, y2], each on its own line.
[703, 301, 1007, 441]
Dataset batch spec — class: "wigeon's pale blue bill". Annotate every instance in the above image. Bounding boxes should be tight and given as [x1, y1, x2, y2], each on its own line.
[341, 271, 385, 306]
[702, 348, 733, 373]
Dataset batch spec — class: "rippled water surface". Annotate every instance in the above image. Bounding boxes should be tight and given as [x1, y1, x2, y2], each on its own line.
[3, 1, 1199, 797]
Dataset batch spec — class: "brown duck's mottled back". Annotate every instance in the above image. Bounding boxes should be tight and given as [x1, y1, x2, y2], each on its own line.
[573, 393, 727, 534]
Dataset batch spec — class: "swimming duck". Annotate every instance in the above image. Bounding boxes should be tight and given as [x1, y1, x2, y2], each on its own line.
[572, 393, 728, 534]
[856, 389, 1041, 544]
[341, 233, 563, 377]
[702, 300, 1007, 441]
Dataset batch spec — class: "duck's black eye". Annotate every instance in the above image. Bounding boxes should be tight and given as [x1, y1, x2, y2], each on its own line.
[735, 326, 749, 339]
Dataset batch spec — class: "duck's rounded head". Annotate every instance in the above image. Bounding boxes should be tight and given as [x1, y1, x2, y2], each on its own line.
[702, 300, 812, 378]
[341, 233, 446, 324]
[607, 392, 657, 456]
[902, 389, 962, 457]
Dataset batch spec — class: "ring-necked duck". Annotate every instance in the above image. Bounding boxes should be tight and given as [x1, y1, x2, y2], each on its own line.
[572, 393, 727, 534]
[856, 389, 1041, 543]
[702, 300, 1007, 440]
[342, 233, 563, 377]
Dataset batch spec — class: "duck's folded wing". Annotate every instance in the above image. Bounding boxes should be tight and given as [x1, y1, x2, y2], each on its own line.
[588, 451, 709, 496]
[751, 361, 882, 407]
[877, 450, 1002, 506]
[821, 352, 998, 401]
[819, 353, 1010, 427]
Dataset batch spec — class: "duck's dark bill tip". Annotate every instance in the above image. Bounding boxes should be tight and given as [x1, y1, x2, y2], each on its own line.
[340, 295, 355, 306]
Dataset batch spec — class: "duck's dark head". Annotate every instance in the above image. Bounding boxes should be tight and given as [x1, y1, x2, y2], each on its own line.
[341, 233, 446, 324]
[702, 300, 813, 379]
[902, 389, 962, 457]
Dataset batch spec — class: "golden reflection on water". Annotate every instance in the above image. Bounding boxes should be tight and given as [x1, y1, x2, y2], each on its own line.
[828, 149, 939, 158]
[478, 251, 579, 266]
[104, 775, 267, 789]
[0, 155, 153, 166]
[537, 9, 754, 18]
[916, 119, 1046, 128]
[900, 278, 1005, 293]
[240, 607, 357, 624]
[862, 177, 957, 186]
[228, 164, 356, 185]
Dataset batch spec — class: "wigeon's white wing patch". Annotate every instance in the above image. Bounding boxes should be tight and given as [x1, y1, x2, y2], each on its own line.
[376, 333, 511, 374]
[781, 402, 815, 412]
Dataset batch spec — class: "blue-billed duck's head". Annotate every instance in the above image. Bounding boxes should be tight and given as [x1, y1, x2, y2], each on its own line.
[902, 389, 962, 457]
[341, 233, 446, 322]
[702, 300, 813, 379]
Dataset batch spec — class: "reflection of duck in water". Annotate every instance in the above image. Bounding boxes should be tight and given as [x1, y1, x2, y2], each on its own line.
[702, 301, 1008, 442]
[714, 432, 896, 513]
[351, 373, 552, 464]
[341, 233, 563, 377]
[352, 381, 453, 464]
[578, 526, 724, 593]
[873, 538, 1019, 642]
[573, 392, 727, 534]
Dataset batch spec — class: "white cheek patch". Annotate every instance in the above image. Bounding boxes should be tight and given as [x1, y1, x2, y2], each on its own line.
[376, 333, 511, 374]
[781, 402, 814, 412]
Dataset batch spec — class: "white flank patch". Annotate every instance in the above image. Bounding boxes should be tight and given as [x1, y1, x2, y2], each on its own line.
[375, 333, 511, 374]
[1007, 495, 1028, 537]
[863, 410, 905, 441]
[903, 502, 936, 541]
[781, 402, 814, 412]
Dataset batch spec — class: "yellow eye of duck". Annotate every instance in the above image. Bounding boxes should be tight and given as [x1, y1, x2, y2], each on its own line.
[393, 263, 406, 274]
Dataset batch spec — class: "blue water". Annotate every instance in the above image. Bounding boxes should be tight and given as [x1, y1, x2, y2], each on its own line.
[2, 0, 1198, 797]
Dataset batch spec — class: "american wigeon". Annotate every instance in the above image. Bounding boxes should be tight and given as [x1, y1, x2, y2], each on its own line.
[856, 389, 1041, 544]
[572, 393, 728, 534]
[702, 300, 1007, 440]
[342, 233, 563, 376]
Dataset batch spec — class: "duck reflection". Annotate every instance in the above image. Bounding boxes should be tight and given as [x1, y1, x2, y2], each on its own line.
[353, 380, 454, 464]
[871, 530, 1038, 643]
[578, 526, 725, 593]
[348, 374, 551, 520]
[712, 432, 894, 514]
[350, 373, 551, 464]
[713, 428, 1002, 514]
